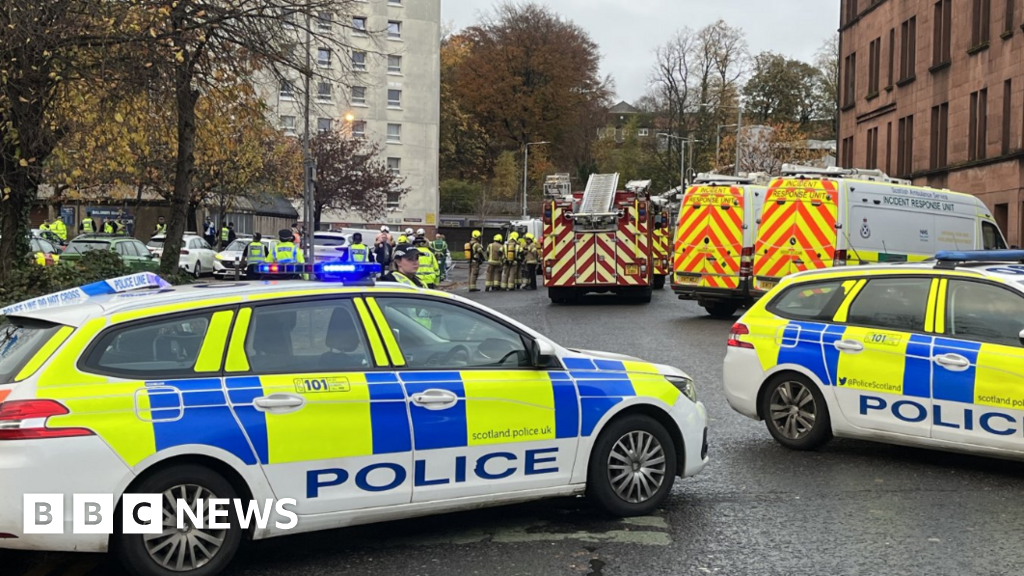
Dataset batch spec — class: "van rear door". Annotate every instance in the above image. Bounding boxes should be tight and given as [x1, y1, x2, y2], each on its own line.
[754, 179, 839, 291]
[673, 186, 745, 290]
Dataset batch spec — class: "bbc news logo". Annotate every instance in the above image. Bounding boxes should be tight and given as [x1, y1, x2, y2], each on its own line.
[23, 494, 298, 534]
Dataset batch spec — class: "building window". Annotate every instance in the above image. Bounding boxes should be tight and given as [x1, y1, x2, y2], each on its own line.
[387, 89, 402, 108]
[351, 86, 366, 106]
[845, 0, 859, 24]
[1003, 80, 1013, 154]
[352, 121, 367, 139]
[317, 118, 332, 134]
[280, 81, 295, 100]
[387, 157, 401, 175]
[352, 51, 367, 72]
[387, 123, 402, 143]
[389, 0, 402, 5]
[386, 191, 402, 209]
[388, 55, 402, 74]
[887, 28, 895, 87]
[868, 37, 881, 97]
[843, 52, 857, 108]
[388, 21, 402, 39]
[281, 115, 296, 135]
[886, 122, 893, 174]
[897, 115, 915, 176]
[970, 88, 988, 160]
[899, 17, 916, 81]
[841, 136, 854, 168]
[638, 128, 649, 137]
[933, 0, 952, 65]
[866, 127, 879, 169]
[972, 0, 992, 47]
[353, 16, 367, 32]
[316, 81, 332, 103]
[930, 102, 949, 169]
[1005, 0, 1016, 35]
[317, 11, 332, 32]
[317, 48, 331, 68]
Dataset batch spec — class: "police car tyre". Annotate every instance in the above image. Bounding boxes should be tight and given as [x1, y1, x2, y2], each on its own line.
[115, 465, 242, 576]
[760, 374, 832, 451]
[587, 414, 677, 517]
[704, 302, 738, 319]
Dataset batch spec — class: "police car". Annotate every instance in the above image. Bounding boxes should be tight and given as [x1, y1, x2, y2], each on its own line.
[724, 250, 1024, 460]
[0, 264, 708, 576]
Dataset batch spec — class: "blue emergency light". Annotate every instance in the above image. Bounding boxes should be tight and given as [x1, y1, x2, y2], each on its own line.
[934, 250, 1024, 269]
[254, 261, 381, 285]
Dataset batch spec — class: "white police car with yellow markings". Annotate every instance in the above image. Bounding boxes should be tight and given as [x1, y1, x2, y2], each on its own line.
[724, 250, 1024, 459]
[0, 264, 708, 576]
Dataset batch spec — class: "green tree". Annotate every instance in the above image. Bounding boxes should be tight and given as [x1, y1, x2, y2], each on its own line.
[742, 51, 823, 127]
[491, 151, 519, 202]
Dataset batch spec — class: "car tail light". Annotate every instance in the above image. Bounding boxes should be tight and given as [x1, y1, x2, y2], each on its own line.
[180, 249, 190, 256]
[0, 399, 93, 440]
[834, 249, 847, 266]
[727, 323, 754, 349]
[740, 247, 754, 278]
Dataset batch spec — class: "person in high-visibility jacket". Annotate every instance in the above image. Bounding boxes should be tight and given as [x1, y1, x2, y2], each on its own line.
[413, 236, 439, 288]
[486, 234, 504, 292]
[348, 233, 371, 263]
[272, 229, 305, 279]
[242, 233, 268, 279]
[381, 244, 425, 288]
[220, 223, 236, 250]
[501, 232, 522, 291]
[40, 220, 51, 234]
[517, 236, 529, 289]
[466, 230, 484, 292]
[522, 234, 540, 290]
[51, 218, 67, 242]
[103, 219, 116, 234]
[80, 212, 96, 234]
[152, 216, 167, 237]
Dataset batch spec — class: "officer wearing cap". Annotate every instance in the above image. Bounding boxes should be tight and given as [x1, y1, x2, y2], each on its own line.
[413, 235, 439, 288]
[348, 233, 371, 263]
[381, 244, 425, 287]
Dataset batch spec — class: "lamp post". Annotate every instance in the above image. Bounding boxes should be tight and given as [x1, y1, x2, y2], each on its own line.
[523, 141, 549, 219]
[701, 102, 744, 175]
[658, 133, 701, 193]
[301, 11, 315, 265]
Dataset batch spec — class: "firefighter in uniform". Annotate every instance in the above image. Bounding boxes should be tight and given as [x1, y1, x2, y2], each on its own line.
[486, 234, 504, 292]
[517, 235, 530, 289]
[242, 232, 268, 279]
[501, 232, 521, 291]
[465, 230, 485, 292]
[413, 235, 439, 289]
[381, 244, 425, 287]
[80, 212, 96, 234]
[522, 233, 539, 290]
[431, 233, 449, 282]
[51, 217, 67, 242]
[348, 233, 371, 263]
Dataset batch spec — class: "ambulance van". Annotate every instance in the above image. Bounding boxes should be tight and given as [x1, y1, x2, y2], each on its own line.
[672, 174, 768, 318]
[752, 164, 1008, 296]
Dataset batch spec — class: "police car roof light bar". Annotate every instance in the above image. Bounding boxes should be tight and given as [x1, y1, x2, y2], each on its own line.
[255, 262, 382, 285]
[934, 250, 1024, 269]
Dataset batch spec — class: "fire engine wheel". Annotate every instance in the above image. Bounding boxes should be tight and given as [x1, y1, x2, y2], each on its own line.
[635, 287, 653, 304]
[549, 287, 578, 305]
[703, 302, 738, 319]
[652, 275, 666, 290]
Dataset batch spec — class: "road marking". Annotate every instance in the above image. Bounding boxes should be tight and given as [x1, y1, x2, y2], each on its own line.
[622, 516, 669, 529]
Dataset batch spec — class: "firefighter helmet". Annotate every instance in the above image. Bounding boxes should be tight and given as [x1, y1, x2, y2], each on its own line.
[472, 230, 482, 238]
[494, 234, 503, 242]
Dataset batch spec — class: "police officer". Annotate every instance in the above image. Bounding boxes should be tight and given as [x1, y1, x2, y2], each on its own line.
[502, 232, 521, 291]
[381, 244, 425, 287]
[414, 235, 439, 288]
[51, 217, 67, 242]
[271, 229, 305, 279]
[486, 234, 503, 292]
[523, 233, 539, 290]
[242, 232, 268, 279]
[466, 230, 485, 292]
[348, 233, 371, 263]
[40, 219, 51, 234]
[103, 218, 116, 234]
[80, 211, 96, 234]
[153, 216, 167, 237]
[431, 233, 449, 282]
[220, 222, 236, 249]
[203, 217, 217, 246]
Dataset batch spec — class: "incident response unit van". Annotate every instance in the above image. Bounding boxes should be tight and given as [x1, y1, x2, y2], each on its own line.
[751, 164, 1008, 296]
[672, 173, 768, 318]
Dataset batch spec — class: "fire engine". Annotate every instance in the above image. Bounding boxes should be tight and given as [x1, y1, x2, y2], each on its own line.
[542, 173, 666, 304]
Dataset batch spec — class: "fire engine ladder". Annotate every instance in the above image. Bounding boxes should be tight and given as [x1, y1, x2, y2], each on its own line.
[578, 173, 620, 215]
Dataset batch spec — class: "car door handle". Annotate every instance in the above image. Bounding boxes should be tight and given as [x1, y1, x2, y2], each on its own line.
[934, 353, 971, 371]
[411, 389, 459, 409]
[253, 394, 305, 412]
[833, 340, 865, 353]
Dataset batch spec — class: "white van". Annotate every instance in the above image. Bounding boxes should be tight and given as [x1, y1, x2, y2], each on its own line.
[752, 165, 1008, 295]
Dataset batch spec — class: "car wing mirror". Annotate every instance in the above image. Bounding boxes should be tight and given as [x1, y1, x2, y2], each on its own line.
[1019, 328, 1024, 347]
[530, 338, 556, 368]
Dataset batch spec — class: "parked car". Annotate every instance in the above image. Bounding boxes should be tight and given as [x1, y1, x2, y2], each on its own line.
[312, 231, 350, 263]
[147, 234, 217, 277]
[214, 237, 276, 278]
[60, 234, 158, 272]
[0, 235, 62, 266]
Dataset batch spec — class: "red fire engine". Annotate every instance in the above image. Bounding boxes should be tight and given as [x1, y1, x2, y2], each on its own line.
[542, 173, 666, 304]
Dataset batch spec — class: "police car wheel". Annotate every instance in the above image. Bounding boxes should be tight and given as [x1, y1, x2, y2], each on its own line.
[761, 375, 832, 450]
[704, 302, 739, 319]
[587, 415, 676, 517]
[115, 465, 243, 576]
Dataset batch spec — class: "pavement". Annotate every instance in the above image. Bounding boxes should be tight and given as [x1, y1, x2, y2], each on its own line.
[7, 264, 1024, 576]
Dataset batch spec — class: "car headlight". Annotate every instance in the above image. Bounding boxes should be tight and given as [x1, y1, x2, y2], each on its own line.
[665, 375, 697, 403]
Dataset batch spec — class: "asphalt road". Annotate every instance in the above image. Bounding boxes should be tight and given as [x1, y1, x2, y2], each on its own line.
[8, 266, 1024, 576]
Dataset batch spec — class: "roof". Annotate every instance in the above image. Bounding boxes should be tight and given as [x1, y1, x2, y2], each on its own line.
[608, 101, 639, 115]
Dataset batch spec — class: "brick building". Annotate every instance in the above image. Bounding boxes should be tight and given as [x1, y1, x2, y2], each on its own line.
[838, 0, 1024, 245]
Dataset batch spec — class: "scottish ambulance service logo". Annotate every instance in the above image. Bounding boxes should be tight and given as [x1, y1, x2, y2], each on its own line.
[860, 219, 872, 239]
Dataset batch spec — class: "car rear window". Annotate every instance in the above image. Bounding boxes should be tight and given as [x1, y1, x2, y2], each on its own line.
[147, 239, 165, 248]
[65, 240, 111, 255]
[314, 236, 346, 246]
[0, 317, 62, 383]
[766, 281, 845, 321]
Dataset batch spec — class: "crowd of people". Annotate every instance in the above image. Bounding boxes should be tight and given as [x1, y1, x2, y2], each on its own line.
[465, 230, 539, 293]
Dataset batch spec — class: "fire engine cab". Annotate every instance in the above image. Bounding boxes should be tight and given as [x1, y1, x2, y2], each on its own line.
[542, 173, 665, 304]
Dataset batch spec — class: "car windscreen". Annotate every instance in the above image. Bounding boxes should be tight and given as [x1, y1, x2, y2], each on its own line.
[314, 236, 346, 247]
[0, 317, 62, 383]
[65, 240, 110, 255]
[225, 239, 248, 252]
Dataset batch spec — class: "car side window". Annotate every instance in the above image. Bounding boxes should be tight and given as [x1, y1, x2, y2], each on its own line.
[245, 299, 372, 374]
[375, 297, 530, 369]
[115, 242, 130, 256]
[847, 277, 932, 332]
[201, 239, 213, 250]
[83, 314, 213, 376]
[947, 280, 1024, 347]
[132, 241, 149, 257]
[982, 221, 1007, 250]
[766, 281, 845, 320]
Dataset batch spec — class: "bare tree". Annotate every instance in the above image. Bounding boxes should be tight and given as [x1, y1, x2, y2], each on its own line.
[814, 33, 840, 139]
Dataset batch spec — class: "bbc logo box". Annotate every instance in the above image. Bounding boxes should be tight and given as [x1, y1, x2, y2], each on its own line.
[24, 494, 162, 535]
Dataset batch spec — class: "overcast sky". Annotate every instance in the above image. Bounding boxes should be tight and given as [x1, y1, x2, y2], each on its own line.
[442, 0, 840, 103]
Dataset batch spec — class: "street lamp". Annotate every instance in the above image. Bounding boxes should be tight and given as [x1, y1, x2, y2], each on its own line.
[658, 133, 700, 193]
[700, 102, 744, 175]
[523, 141, 549, 219]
